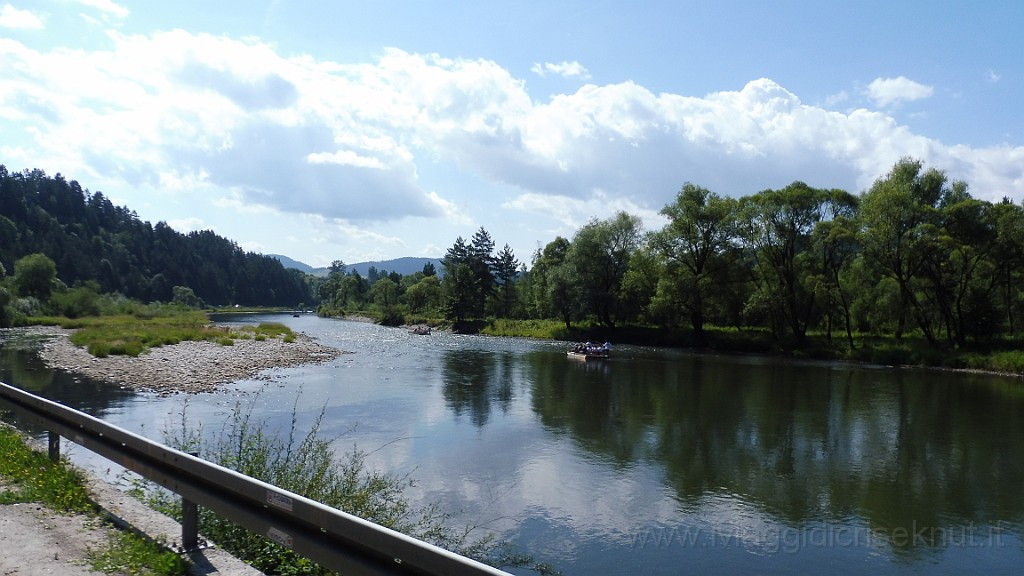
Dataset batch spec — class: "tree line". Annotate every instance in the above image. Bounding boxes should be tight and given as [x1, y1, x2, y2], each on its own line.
[317, 156, 1024, 351]
[7, 158, 1024, 354]
[0, 165, 314, 325]
[525, 157, 1024, 349]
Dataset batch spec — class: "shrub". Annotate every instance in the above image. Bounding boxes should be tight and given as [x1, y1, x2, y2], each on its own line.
[150, 399, 556, 575]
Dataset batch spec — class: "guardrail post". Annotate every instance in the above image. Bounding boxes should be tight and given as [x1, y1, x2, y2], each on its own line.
[2, 381, 516, 575]
[181, 451, 199, 550]
[182, 497, 198, 550]
[47, 431, 60, 462]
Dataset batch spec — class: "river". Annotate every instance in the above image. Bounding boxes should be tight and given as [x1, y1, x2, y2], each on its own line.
[2, 314, 1023, 575]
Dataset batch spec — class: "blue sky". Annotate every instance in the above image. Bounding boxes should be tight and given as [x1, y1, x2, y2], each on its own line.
[2, 1, 1022, 267]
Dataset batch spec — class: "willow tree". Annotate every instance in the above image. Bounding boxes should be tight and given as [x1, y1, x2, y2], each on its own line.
[736, 182, 827, 345]
[858, 158, 947, 344]
[652, 183, 739, 343]
[567, 212, 643, 328]
[992, 200, 1024, 335]
[810, 189, 859, 349]
[526, 237, 578, 329]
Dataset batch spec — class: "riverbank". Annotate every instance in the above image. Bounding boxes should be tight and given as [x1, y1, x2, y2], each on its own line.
[11, 326, 346, 395]
[478, 318, 1024, 377]
[0, 423, 260, 575]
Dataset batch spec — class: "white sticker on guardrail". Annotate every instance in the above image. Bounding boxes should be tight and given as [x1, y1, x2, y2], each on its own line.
[267, 527, 294, 548]
[266, 491, 294, 511]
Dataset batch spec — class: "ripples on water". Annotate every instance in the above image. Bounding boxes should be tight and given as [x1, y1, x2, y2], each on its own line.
[3, 314, 1023, 576]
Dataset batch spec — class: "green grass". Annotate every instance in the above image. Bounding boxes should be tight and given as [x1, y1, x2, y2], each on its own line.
[88, 530, 189, 576]
[477, 318, 1024, 375]
[0, 426, 94, 512]
[60, 311, 224, 357]
[251, 322, 291, 338]
[0, 425, 188, 575]
[33, 312, 299, 358]
[482, 318, 567, 339]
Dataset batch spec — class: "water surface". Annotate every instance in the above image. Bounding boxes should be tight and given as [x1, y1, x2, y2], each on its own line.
[2, 315, 1022, 575]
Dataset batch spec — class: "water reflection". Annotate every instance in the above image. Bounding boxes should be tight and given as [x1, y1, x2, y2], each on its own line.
[0, 330, 137, 434]
[525, 350, 1024, 554]
[4, 319, 1024, 573]
[441, 349, 516, 426]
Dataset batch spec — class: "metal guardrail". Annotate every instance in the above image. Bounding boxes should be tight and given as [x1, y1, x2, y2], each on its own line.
[0, 381, 513, 576]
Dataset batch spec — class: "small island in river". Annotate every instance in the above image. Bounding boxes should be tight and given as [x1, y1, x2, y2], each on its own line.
[20, 326, 345, 395]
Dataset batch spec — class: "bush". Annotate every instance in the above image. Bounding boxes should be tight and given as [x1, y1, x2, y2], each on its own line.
[49, 284, 105, 318]
[151, 399, 556, 575]
[979, 351, 1024, 374]
[87, 341, 111, 358]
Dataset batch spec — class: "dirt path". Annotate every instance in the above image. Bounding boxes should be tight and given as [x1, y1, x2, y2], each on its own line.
[0, 473, 263, 576]
[0, 502, 110, 575]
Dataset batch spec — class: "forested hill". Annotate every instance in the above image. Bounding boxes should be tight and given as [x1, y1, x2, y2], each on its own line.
[0, 166, 313, 307]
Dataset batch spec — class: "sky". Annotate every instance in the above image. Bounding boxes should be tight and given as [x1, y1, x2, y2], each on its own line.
[2, 1, 1023, 268]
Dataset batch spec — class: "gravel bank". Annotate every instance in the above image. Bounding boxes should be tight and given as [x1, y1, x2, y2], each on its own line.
[22, 326, 346, 395]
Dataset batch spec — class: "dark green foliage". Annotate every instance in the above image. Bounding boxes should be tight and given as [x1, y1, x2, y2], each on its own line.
[565, 212, 643, 328]
[49, 282, 105, 318]
[0, 166, 313, 307]
[440, 229, 521, 323]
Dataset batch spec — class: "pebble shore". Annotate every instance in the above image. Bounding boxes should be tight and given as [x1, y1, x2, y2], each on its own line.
[24, 326, 346, 395]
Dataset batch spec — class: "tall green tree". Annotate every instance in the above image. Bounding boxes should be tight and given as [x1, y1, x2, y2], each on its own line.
[469, 228, 496, 317]
[442, 237, 476, 323]
[13, 253, 57, 300]
[404, 274, 441, 313]
[737, 182, 826, 344]
[526, 237, 578, 328]
[567, 212, 643, 328]
[992, 199, 1024, 335]
[371, 277, 398, 308]
[927, 184, 997, 345]
[493, 244, 520, 317]
[652, 183, 738, 342]
[810, 189, 859, 348]
[858, 158, 947, 344]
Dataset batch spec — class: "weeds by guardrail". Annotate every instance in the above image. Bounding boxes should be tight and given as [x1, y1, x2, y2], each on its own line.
[0, 381, 513, 576]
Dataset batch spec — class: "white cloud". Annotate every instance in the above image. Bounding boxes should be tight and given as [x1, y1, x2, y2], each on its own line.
[531, 60, 591, 80]
[824, 90, 849, 108]
[2, 30, 1023, 256]
[988, 69, 1001, 83]
[866, 76, 934, 107]
[77, 0, 128, 19]
[307, 150, 387, 170]
[0, 4, 43, 29]
[166, 216, 208, 233]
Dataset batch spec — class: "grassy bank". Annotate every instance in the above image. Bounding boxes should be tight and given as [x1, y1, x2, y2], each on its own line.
[0, 424, 188, 575]
[30, 310, 297, 357]
[479, 318, 1024, 376]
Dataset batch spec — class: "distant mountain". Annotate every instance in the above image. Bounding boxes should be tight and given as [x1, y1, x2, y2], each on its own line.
[268, 254, 316, 274]
[348, 257, 444, 277]
[271, 255, 443, 278]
